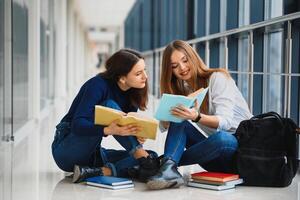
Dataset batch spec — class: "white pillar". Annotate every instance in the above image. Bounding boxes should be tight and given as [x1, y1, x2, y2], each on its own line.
[28, 0, 40, 121]
[54, 0, 67, 106]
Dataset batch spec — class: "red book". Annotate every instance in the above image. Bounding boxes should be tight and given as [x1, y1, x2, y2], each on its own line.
[191, 171, 239, 182]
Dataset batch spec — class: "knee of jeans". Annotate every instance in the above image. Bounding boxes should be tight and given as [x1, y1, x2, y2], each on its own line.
[128, 144, 143, 156]
[214, 131, 238, 150]
[170, 120, 189, 128]
[52, 150, 74, 172]
[101, 99, 121, 111]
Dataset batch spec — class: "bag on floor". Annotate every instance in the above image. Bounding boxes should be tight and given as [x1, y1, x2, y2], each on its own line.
[235, 111, 299, 187]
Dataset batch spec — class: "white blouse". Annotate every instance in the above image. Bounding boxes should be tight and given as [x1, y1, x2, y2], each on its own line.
[195, 72, 253, 136]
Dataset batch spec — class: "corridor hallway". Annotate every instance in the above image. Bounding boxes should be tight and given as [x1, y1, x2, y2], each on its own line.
[1, 1, 300, 200]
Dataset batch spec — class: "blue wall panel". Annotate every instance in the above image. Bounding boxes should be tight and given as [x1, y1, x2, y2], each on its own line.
[209, 40, 219, 68]
[226, 0, 238, 30]
[196, 0, 206, 37]
[210, 0, 220, 34]
[250, 0, 264, 24]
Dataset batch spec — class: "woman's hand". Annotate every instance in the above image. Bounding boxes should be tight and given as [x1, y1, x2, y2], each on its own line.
[171, 104, 199, 121]
[103, 120, 141, 136]
[160, 121, 170, 129]
[137, 137, 146, 144]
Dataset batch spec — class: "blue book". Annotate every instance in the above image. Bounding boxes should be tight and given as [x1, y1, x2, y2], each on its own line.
[85, 176, 134, 190]
[154, 88, 208, 123]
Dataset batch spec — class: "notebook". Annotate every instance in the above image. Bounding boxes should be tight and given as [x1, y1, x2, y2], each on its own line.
[191, 178, 244, 186]
[85, 176, 134, 190]
[191, 171, 239, 182]
[187, 181, 235, 191]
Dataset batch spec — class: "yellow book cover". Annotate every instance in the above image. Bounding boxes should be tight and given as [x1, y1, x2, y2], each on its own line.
[94, 105, 158, 140]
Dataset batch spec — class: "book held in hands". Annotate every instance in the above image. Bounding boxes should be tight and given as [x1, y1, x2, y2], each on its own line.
[154, 87, 208, 123]
[94, 105, 158, 140]
[85, 176, 134, 190]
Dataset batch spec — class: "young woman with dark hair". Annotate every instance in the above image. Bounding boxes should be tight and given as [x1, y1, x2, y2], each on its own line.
[52, 49, 158, 183]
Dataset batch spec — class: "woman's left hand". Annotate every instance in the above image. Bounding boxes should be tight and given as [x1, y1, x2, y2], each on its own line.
[171, 104, 198, 121]
[137, 137, 146, 144]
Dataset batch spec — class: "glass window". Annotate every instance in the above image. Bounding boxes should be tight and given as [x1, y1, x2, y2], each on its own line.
[40, 0, 49, 110]
[209, 40, 219, 68]
[196, 42, 205, 61]
[252, 32, 264, 115]
[144, 55, 154, 95]
[237, 36, 249, 102]
[263, 0, 284, 113]
[291, 77, 299, 124]
[219, 40, 225, 68]
[228, 36, 238, 72]
[155, 52, 162, 98]
[220, 0, 227, 32]
[264, 32, 284, 113]
[209, 0, 220, 34]
[237, 0, 250, 103]
[226, 0, 238, 30]
[205, 0, 210, 35]
[219, 0, 227, 67]
[265, 0, 283, 19]
[195, 0, 206, 37]
[12, 0, 29, 132]
[239, 0, 250, 27]
[0, 0, 4, 136]
[253, 75, 263, 115]
[153, 0, 161, 48]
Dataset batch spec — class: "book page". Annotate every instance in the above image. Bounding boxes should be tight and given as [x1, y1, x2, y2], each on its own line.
[154, 94, 195, 123]
[188, 88, 204, 98]
[194, 88, 208, 109]
[123, 113, 158, 140]
[154, 88, 208, 123]
[127, 112, 158, 123]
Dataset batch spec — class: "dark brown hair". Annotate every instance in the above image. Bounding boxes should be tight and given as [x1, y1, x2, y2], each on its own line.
[160, 40, 230, 113]
[100, 49, 148, 110]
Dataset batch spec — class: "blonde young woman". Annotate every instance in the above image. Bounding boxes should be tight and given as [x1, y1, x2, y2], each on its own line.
[147, 40, 252, 190]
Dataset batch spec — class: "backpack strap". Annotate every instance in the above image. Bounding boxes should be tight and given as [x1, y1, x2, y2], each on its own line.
[252, 111, 283, 126]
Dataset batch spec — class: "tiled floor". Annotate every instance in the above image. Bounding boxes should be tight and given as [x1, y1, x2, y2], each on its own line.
[2, 96, 300, 200]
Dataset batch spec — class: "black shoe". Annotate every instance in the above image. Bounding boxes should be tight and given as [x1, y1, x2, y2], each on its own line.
[72, 165, 103, 183]
[128, 155, 160, 182]
[146, 158, 184, 190]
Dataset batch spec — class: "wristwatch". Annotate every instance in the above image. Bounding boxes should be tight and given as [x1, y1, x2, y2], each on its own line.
[192, 111, 201, 122]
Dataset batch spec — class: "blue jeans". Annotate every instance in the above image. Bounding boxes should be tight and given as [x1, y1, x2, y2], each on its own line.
[51, 100, 153, 177]
[164, 121, 238, 173]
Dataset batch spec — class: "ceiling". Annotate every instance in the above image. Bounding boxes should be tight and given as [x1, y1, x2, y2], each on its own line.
[74, 0, 136, 43]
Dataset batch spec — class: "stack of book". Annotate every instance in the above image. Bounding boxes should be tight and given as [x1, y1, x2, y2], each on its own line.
[187, 171, 243, 191]
[85, 176, 134, 190]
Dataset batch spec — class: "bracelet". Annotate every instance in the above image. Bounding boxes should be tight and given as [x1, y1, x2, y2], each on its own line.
[192, 111, 201, 122]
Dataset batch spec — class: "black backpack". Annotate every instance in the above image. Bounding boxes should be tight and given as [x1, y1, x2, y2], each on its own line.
[235, 112, 299, 187]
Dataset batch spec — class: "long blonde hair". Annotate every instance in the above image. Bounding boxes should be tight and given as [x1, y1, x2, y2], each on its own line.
[160, 40, 230, 114]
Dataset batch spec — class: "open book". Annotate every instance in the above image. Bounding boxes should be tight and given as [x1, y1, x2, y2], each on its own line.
[94, 105, 158, 140]
[154, 87, 208, 123]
